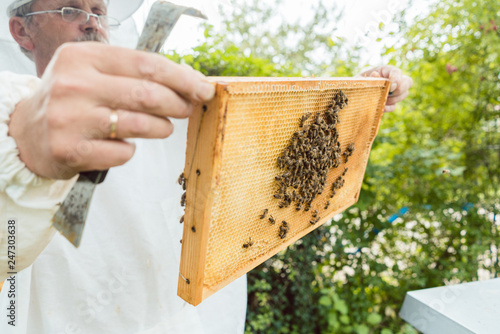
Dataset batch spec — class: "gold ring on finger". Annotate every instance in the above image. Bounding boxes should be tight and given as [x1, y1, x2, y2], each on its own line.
[109, 109, 118, 139]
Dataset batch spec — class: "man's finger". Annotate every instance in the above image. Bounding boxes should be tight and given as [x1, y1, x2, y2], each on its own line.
[386, 90, 409, 106]
[390, 75, 413, 96]
[75, 139, 137, 172]
[93, 109, 174, 140]
[384, 104, 397, 112]
[95, 75, 195, 119]
[380, 67, 402, 93]
[60, 43, 216, 103]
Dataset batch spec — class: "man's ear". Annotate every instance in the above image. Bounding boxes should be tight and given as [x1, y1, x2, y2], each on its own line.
[9, 17, 35, 51]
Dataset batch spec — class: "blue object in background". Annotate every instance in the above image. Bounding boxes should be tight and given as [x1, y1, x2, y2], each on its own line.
[344, 203, 476, 255]
[463, 203, 474, 211]
[388, 206, 409, 223]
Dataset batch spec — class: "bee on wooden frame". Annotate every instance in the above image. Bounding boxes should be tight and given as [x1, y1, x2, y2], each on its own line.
[310, 216, 320, 225]
[177, 173, 185, 186]
[178, 173, 187, 190]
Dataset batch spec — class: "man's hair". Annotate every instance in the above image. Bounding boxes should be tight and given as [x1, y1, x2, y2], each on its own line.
[10, 1, 34, 61]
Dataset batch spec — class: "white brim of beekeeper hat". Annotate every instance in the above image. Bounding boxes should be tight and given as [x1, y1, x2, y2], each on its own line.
[0, 0, 144, 75]
[4, 0, 144, 22]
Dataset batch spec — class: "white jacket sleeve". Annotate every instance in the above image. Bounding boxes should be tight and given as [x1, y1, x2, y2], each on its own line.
[0, 71, 77, 280]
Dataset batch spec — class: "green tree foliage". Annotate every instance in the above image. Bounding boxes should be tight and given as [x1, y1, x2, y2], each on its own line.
[214, 0, 358, 76]
[244, 0, 499, 332]
[167, 0, 499, 332]
[167, 26, 299, 77]
[166, 0, 360, 77]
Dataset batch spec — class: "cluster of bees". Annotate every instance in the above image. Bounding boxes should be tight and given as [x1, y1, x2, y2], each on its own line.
[273, 91, 350, 214]
[248, 91, 356, 247]
[258, 210, 290, 240]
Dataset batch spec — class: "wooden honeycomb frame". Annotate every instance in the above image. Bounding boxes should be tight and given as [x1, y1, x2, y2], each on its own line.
[178, 77, 391, 306]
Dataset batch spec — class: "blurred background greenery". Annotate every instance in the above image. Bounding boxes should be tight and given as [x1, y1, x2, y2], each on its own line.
[0, 0, 495, 332]
[167, 0, 499, 332]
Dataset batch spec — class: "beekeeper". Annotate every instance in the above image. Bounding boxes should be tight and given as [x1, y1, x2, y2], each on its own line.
[0, 0, 412, 333]
[0, 0, 247, 333]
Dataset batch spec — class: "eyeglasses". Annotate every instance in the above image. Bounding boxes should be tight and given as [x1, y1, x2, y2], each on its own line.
[23, 7, 120, 29]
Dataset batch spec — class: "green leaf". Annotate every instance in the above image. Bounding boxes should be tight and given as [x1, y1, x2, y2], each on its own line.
[366, 313, 383, 325]
[328, 313, 339, 327]
[319, 295, 332, 306]
[340, 315, 350, 324]
[334, 300, 349, 315]
[356, 324, 370, 334]
[381, 329, 393, 334]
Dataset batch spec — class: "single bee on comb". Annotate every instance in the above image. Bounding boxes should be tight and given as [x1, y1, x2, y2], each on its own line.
[242, 237, 254, 248]
[279, 221, 290, 239]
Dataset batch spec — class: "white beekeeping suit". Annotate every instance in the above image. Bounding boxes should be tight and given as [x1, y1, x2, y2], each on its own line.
[0, 0, 247, 333]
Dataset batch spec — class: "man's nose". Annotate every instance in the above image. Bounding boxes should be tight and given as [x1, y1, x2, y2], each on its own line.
[81, 15, 100, 32]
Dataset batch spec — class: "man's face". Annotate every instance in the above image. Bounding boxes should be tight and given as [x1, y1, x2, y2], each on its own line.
[26, 0, 109, 72]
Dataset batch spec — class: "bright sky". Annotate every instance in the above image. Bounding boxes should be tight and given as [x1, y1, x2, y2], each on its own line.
[133, 0, 434, 67]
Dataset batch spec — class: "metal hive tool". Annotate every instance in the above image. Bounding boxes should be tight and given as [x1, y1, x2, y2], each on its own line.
[177, 77, 391, 306]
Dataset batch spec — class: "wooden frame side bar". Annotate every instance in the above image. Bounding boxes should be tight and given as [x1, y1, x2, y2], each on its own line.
[177, 84, 229, 305]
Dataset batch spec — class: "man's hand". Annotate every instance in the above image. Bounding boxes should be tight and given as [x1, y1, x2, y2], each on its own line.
[8, 42, 215, 180]
[357, 65, 413, 112]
